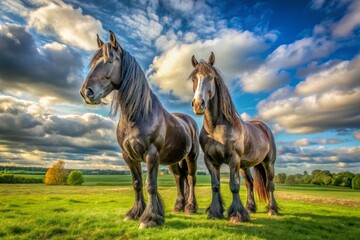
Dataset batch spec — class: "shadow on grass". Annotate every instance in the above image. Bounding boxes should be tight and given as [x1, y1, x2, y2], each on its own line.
[160, 211, 360, 240]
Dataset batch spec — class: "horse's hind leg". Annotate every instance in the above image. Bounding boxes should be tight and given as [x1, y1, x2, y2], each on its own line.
[185, 153, 198, 214]
[139, 145, 165, 228]
[227, 155, 250, 223]
[123, 153, 146, 221]
[240, 168, 257, 214]
[168, 163, 186, 212]
[263, 159, 278, 216]
[205, 154, 224, 219]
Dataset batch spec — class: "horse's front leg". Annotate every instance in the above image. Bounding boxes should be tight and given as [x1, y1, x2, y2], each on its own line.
[205, 154, 224, 219]
[139, 144, 165, 229]
[228, 155, 250, 223]
[123, 153, 146, 221]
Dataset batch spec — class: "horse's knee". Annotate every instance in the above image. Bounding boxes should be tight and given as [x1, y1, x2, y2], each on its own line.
[146, 183, 157, 194]
[267, 181, 275, 192]
[133, 180, 142, 191]
[212, 183, 220, 193]
[230, 182, 239, 193]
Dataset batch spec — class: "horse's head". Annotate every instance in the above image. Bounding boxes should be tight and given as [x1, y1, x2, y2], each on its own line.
[80, 31, 122, 104]
[189, 52, 216, 115]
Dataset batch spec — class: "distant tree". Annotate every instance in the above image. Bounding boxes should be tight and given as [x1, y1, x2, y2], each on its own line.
[302, 174, 312, 184]
[311, 170, 331, 185]
[352, 174, 360, 190]
[44, 160, 68, 185]
[335, 171, 354, 188]
[285, 175, 296, 185]
[275, 173, 287, 184]
[322, 176, 332, 185]
[67, 170, 84, 186]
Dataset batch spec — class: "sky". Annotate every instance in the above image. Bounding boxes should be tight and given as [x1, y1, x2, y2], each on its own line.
[0, 0, 359, 174]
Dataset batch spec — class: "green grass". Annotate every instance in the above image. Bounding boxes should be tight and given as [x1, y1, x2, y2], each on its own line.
[0, 177, 359, 240]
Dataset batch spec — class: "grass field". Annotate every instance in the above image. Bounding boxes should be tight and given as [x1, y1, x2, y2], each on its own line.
[0, 175, 359, 240]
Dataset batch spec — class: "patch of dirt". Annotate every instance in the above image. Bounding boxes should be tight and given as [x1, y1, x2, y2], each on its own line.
[276, 193, 360, 207]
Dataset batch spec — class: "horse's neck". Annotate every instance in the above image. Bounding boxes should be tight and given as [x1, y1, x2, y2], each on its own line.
[204, 93, 222, 131]
[204, 89, 242, 132]
[117, 53, 158, 122]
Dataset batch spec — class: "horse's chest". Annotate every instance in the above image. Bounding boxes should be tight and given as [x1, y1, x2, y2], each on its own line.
[201, 131, 234, 163]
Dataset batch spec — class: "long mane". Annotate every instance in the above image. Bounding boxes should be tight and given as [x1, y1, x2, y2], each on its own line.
[189, 61, 240, 126]
[90, 44, 152, 121]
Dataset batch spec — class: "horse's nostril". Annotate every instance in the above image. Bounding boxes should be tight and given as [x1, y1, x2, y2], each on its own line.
[191, 99, 195, 107]
[85, 88, 95, 99]
[200, 99, 205, 107]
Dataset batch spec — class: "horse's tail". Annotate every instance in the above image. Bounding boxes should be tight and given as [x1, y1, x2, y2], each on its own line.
[178, 159, 189, 201]
[253, 163, 268, 203]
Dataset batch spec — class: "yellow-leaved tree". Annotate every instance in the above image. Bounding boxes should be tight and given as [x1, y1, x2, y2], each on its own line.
[44, 160, 68, 185]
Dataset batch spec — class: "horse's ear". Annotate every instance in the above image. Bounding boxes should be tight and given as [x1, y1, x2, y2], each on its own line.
[109, 30, 118, 49]
[191, 55, 198, 68]
[97, 34, 104, 48]
[208, 52, 215, 66]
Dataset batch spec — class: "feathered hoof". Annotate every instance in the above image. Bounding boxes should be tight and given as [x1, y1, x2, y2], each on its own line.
[139, 221, 161, 229]
[229, 216, 242, 224]
[246, 205, 256, 214]
[124, 216, 133, 221]
[185, 203, 197, 215]
[268, 210, 278, 216]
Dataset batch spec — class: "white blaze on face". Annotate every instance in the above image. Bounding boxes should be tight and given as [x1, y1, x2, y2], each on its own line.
[194, 75, 205, 102]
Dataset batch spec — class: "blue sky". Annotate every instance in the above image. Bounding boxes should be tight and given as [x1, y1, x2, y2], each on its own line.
[0, 0, 359, 174]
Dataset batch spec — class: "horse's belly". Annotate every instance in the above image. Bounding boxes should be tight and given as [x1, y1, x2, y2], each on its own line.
[241, 143, 269, 167]
[159, 138, 191, 165]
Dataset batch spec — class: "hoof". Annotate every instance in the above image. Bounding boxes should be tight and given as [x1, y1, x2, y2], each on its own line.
[230, 216, 242, 224]
[185, 204, 197, 215]
[246, 207, 256, 214]
[268, 210, 277, 216]
[173, 206, 184, 213]
[124, 216, 132, 221]
[139, 221, 159, 229]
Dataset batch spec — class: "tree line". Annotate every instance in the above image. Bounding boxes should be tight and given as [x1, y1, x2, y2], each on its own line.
[0, 165, 130, 175]
[275, 170, 360, 190]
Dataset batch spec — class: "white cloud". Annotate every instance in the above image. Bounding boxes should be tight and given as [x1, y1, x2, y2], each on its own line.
[0, 25, 83, 103]
[28, 1, 105, 51]
[290, 138, 347, 147]
[257, 54, 360, 134]
[0, 0, 30, 17]
[149, 29, 269, 101]
[296, 56, 360, 95]
[332, 0, 360, 37]
[0, 95, 122, 169]
[165, 0, 195, 13]
[242, 36, 335, 92]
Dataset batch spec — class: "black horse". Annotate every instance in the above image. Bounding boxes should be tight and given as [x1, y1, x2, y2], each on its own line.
[80, 31, 199, 228]
[189, 52, 278, 223]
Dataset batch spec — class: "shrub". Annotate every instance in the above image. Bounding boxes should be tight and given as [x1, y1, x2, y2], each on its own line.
[0, 174, 42, 184]
[44, 160, 68, 185]
[67, 170, 84, 186]
[352, 174, 360, 190]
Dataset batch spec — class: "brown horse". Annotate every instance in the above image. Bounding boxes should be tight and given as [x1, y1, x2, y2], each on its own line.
[188, 52, 278, 223]
[80, 31, 199, 228]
